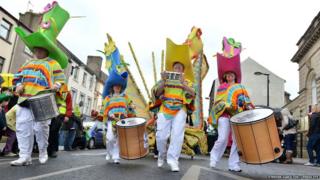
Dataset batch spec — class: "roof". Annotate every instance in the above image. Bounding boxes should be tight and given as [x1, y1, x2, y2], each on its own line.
[291, 11, 320, 63]
[242, 57, 286, 82]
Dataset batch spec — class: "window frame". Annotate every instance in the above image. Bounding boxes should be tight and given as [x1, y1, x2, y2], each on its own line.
[82, 72, 87, 87]
[0, 18, 12, 42]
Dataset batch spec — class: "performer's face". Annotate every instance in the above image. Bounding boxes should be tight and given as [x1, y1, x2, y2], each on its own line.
[113, 85, 122, 94]
[173, 62, 184, 73]
[225, 72, 236, 83]
[33, 47, 49, 59]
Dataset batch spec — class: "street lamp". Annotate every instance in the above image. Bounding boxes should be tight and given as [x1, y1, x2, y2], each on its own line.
[254, 71, 270, 107]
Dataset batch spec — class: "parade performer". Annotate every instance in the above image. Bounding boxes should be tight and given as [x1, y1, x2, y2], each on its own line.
[208, 37, 254, 172]
[100, 34, 133, 164]
[151, 38, 195, 172]
[48, 84, 72, 157]
[10, 1, 69, 166]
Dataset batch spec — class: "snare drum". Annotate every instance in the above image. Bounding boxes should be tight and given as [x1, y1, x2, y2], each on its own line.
[230, 108, 282, 164]
[116, 118, 149, 159]
[164, 71, 182, 81]
[28, 93, 59, 121]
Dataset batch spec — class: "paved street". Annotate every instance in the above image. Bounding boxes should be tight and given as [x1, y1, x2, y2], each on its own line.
[0, 149, 319, 180]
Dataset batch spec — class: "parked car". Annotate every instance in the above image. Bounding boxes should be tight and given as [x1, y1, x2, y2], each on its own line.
[83, 120, 106, 149]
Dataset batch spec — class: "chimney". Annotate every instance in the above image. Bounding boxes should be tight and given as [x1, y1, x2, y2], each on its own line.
[87, 56, 103, 76]
[19, 11, 42, 31]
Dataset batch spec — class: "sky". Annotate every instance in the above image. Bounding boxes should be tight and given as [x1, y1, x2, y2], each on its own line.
[1, 0, 320, 116]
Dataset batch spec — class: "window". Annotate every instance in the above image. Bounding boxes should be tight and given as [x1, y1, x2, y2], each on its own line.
[72, 66, 79, 80]
[0, 57, 5, 73]
[24, 46, 33, 56]
[93, 97, 98, 110]
[82, 72, 87, 87]
[80, 93, 85, 112]
[86, 97, 92, 115]
[89, 76, 94, 90]
[311, 78, 317, 105]
[71, 88, 77, 107]
[0, 19, 12, 40]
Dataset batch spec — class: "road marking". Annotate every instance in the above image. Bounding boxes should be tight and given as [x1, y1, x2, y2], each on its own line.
[181, 165, 252, 180]
[0, 158, 38, 165]
[71, 152, 106, 156]
[20, 165, 94, 180]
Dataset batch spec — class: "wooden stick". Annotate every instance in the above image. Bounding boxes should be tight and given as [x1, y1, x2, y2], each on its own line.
[152, 52, 157, 84]
[128, 42, 151, 100]
[161, 50, 164, 72]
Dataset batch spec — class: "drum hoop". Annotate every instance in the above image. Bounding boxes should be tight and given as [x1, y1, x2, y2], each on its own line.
[230, 112, 274, 125]
[116, 121, 146, 128]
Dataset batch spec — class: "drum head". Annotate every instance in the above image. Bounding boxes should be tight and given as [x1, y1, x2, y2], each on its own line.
[28, 93, 54, 100]
[116, 117, 146, 128]
[230, 108, 273, 124]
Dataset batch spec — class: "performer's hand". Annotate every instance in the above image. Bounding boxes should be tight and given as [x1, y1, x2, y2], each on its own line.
[16, 85, 24, 94]
[180, 74, 185, 83]
[64, 116, 69, 123]
[53, 82, 61, 91]
[161, 72, 167, 81]
[109, 114, 115, 120]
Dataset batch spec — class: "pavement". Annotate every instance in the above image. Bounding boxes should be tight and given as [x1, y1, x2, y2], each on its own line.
[0, 148, 319, 180]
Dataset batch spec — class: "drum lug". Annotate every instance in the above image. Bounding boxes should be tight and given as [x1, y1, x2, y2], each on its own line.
[237, 151, 243, 156]
[274, 147, 280, 153]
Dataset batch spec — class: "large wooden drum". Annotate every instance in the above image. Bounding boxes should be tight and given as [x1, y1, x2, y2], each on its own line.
[116, 118, 149, 160]
[230, 108, 282, 164]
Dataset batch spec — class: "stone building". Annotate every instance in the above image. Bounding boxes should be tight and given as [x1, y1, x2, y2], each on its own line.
[284, 11, 320, 157]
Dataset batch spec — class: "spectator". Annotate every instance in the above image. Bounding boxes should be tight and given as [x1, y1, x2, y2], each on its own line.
[280, 108, 297, 164]
[305, 105, 320, 166]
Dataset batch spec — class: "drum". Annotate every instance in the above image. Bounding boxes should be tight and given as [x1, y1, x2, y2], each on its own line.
[116, 117, 149, 159]
[164, 71, 182, 81]
[230, 108, 282, 164]
[28, 93, 59, 121]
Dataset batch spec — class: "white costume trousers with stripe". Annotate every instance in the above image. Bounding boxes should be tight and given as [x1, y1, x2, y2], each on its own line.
[156, 109, 187, 164]
[16, 105, 50, 159]
[106, 121, 120, 160]
[210, 116, 240, 170]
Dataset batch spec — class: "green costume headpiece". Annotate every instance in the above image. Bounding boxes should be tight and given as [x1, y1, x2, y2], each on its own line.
[15, 1, 70, 69]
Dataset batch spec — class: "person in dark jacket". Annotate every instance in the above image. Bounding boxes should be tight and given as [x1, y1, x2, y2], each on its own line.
[0, 93, 17, 156]
[305, 105, 320, 166]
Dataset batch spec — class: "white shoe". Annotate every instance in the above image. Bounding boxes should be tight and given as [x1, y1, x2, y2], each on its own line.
[304, 162, 315, 166]
[113, 159, 120, 164]
[157, 158, 164, 168]
[10, 157, 32, 166]
[210, 161, 216, 168]
[105, 154, 110, 161]
[39, 152, 48, 164]
[168, 161, 179, 172]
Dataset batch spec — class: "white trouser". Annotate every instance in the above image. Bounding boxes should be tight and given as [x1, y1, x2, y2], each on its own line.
[210, 116, 240, 169]
[106, 121, 119, 160]
[16, 105, 50, 159]
[156, 109, 187, 164]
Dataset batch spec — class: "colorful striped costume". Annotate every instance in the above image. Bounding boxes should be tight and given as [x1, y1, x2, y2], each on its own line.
[208, 83, 253, 127]
[102, 93, 134, 123]
[157, 79, 194, 120]
[13, 58, 66, 97]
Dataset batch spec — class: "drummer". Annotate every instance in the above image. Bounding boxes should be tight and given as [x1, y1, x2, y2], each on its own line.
[10, 2, 69, 166]
[152, 39, 195, 172]
[100, 33, 132, 164]
[208, 37, 254, 172]
[102, 84, 134, 164]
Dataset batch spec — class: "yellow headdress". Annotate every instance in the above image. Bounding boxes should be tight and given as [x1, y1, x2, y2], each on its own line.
[165, 38, 194, 82]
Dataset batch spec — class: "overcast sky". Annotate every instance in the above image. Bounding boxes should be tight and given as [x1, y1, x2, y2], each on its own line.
[2, 0, 320, 116]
